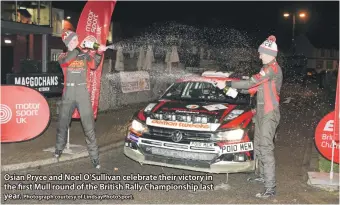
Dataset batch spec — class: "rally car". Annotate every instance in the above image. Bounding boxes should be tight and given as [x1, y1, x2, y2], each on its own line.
[124, 71, 257, 173]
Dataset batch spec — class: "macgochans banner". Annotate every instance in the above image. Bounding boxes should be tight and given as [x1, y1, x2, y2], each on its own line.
[1, 85, 50, 143]
[72, 0, 116, 119]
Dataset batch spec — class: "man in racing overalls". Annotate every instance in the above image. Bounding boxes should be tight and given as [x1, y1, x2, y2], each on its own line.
[55, 30, 107, 169]
[223, 35, 282, 198]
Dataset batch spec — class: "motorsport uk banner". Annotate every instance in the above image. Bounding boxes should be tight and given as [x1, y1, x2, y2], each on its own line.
[1, 86, 50, 143]
[6, 73, 64, 94]
[67, 0, 117, 119]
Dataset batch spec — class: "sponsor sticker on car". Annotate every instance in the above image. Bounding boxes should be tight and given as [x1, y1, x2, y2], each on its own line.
[202, 104, 227, 111]
[186, 104, 199, 109]
[221, 142, 253, 153]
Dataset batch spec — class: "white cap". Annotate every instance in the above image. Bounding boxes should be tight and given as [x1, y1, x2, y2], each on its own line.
[258, 35, 278, 57]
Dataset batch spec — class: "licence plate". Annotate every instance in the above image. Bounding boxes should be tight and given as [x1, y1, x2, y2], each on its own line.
[190, 142, 214, 148]
[148, 147, 215, 160]
[221, 142, 253, 153]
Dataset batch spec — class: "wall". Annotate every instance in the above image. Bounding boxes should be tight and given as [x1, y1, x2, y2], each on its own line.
[13, 35, 28, 73]
[98, 60, 196, 112]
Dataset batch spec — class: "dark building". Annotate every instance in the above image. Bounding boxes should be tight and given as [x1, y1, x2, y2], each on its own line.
[1, 1, 120, 84]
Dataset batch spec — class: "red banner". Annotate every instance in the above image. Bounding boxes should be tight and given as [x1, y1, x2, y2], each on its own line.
[71, 0, 116, 119]
[1, 86, 50, 143]
[315, 111, 339, 163]
[334, 69, 339, 142]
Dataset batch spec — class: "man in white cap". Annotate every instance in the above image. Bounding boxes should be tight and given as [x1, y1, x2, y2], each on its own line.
[221, 35, 282, 198]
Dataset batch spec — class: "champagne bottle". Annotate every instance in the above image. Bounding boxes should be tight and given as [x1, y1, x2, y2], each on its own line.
[223, 86, 230, 94]
[83, 41, 100, 50]
[223, 86, 238, 98]
[93, 42, 100, 50]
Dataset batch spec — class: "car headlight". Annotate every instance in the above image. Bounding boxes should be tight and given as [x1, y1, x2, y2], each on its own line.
[225, 110, 244, 120]
[130, 120, 148, 136]
[144, 103, 157, 112]
[214, 129, 244, 141]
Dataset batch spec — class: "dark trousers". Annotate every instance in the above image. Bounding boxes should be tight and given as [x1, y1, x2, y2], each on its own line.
[254, 107, 280, 188]
[55, 85, 99, 163]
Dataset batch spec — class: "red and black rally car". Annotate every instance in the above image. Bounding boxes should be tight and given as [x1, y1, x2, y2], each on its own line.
[124, 71, 257, 173]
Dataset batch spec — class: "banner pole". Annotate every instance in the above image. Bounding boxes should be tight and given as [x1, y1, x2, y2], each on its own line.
[67, 128, 70, 150]
[330, 140, 335, 180]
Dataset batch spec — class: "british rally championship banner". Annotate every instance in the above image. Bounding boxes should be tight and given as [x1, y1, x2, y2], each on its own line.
[314, 111, 339, 164]
[1, 86, 51, 143]
[314, 68, 339, 164]
[6, 73, 64, 94]
[120, 71, 151, 93]
[71, 0, 116, 119]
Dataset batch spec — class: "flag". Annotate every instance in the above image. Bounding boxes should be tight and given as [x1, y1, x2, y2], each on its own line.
[72, 0, 117, 119]
[334, 68, 339, 141]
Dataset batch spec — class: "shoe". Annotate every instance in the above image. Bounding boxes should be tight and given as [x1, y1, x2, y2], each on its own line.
[247, 176, 265, 183]
[255, 187, 276, 198]
[92, 159, 100, 169]
[54, 150, 62, 160]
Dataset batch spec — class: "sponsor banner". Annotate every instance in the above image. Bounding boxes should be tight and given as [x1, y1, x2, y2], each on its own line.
[120, 71, 150, 93]
[1, 85, 50, 143]
[6, 73, 63, 94]
[314, 111, 339, 164]
[67, 0, 116, 119]
[146, 117, 220, 132]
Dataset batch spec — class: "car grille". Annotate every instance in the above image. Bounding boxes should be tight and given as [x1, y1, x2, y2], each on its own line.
[140, 144, 217, 161]
[146, 126, 213, 142]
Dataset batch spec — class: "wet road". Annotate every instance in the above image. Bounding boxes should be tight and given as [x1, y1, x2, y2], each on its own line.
[1, 83, 338, 204]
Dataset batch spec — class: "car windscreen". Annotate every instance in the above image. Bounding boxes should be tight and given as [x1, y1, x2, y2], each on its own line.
[161, 81, 251, 105]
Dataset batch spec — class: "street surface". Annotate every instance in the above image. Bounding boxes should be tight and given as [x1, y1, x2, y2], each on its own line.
[1, 83, 339, 204]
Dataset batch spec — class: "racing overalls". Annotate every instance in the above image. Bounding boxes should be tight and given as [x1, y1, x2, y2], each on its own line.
[228, 59, 282, 189]
[56, 47, 102, 164]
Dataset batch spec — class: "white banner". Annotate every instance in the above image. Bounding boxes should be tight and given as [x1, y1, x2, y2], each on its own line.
[120, 71, 150, 93]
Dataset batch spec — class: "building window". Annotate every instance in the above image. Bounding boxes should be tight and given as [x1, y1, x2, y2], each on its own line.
[326, 61, 333, 70]
[320, 49, 325, 57]
[52, 8, 64, 37]
[51, 49, 63, 62]
[316, 60, 323, 69]
[1, 1, 50, 25]
[330, 50, 334, 58]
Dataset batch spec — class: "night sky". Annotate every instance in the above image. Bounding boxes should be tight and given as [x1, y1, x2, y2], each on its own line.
[52, 1, 339, 50]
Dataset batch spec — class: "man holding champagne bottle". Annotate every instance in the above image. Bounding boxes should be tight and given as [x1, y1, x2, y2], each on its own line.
[55, 30, 107, 169]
